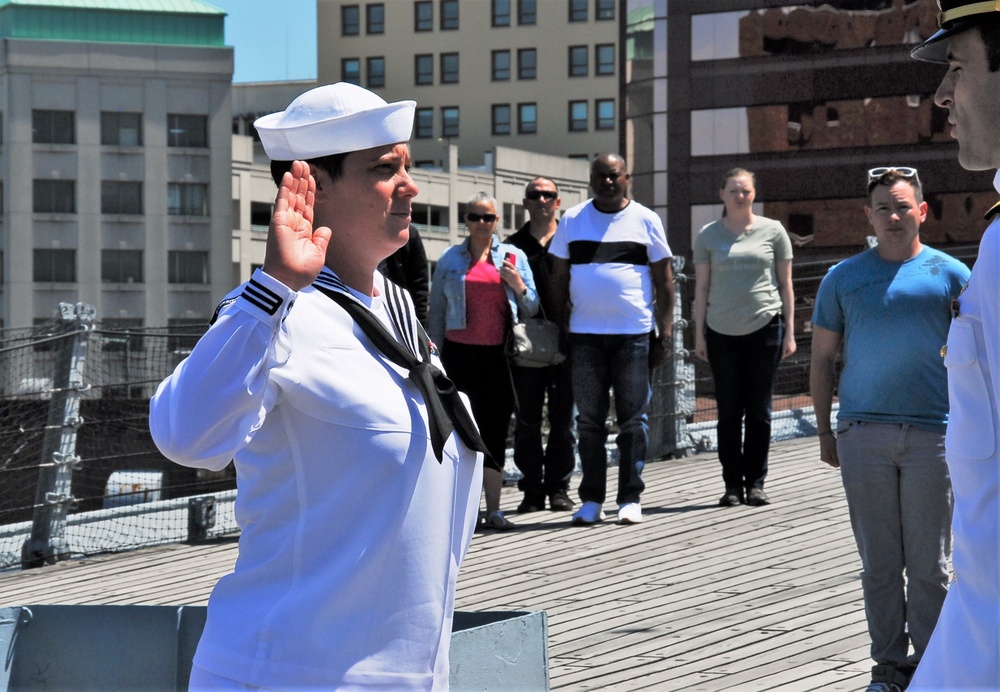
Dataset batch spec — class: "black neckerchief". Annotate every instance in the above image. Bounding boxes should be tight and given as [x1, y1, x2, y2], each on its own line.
[313, 271, 489, 465]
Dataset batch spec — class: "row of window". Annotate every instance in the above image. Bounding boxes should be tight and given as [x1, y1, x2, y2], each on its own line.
[32, 180, 208, 216]
[342, 0, 614, 35]
[411, 98, 615, 139]
[33, 249, 209, 284]
[342, 45, 614, 89]
[33, 110, 208, 147]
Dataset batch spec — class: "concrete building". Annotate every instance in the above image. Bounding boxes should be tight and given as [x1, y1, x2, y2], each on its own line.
[231, 129, 592, 280]
[625, 0, 992, 262]
[315, 0, 620, 168]
[0, 0, 233, 331]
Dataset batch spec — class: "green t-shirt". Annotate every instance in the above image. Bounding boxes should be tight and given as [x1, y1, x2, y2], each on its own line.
[693, 216, 793, 336]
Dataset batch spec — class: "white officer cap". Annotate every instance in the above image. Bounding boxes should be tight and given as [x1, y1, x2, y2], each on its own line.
[254, 82, 416, 160]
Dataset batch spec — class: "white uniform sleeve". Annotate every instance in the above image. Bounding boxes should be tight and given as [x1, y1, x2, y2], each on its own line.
[149, 269, 296, 471]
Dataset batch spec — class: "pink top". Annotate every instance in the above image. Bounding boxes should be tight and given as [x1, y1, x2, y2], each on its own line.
[446, 259, 509, 346]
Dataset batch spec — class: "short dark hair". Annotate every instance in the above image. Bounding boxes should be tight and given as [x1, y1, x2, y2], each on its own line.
[867, 170, 923, 204]
[525, 177, 559, 195]
[976, 14, 1000, 72]
[269, 152, 348, 187]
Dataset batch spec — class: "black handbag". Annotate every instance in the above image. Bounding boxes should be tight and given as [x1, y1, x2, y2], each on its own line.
[508, 306, 565, 368]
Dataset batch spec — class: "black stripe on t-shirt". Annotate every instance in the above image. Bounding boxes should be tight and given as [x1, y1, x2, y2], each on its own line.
[567, 240, 649, 266]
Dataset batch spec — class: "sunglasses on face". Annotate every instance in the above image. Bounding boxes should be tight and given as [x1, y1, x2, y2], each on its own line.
[466, 213, 497, 223]
[525, 190, 557, 201]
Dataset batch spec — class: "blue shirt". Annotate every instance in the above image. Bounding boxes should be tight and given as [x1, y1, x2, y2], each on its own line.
[812, 246, 970, 432]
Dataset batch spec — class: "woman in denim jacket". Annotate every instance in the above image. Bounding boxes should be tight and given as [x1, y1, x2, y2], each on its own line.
[429, 192, 539, 530]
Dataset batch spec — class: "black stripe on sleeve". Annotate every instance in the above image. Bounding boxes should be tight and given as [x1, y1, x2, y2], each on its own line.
[241, 279, 283, 316]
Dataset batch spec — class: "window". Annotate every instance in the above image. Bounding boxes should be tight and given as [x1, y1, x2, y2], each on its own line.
[595, 0, 614, 20]
[492, 104, 511, 135]
[518, 0, 536, 25]
[167, 183, 209, 216]
[441, 106, 459, 137]
[415, 54, 433, 85]
[415, 0, 433, 31]
[415, 108, 434, 138]
[492, 50, 511, 81]
[101, 112, 142, 146]
[366, 3, 384, 33]
[440, 53, 459, 84]
[569, 0, 587, 22]
[167, 114, 207, 148]
[440, 0, 458, 29]
[168, 250, 209, 284]
[595, 43, 615, 75]
[102, 249, 143, 283]
[367, 57, 385, 88]
[101, 318, 144, 353]
[250, 202, 272, 229]
[518, 48, 537, 80]
[101, 181, 143, 215]
[167, 318, 207, 352]
[342, 4, 360, 35]
[569, 46, 588, 77]
[518, 103, 538, 134]
[342, 58, 361, 85]
[34, 249, 76, 282]
[492, 0, 510, 27]
[569, 101, 588, 131]
[596, 99, 615, 130]
[32, 110, 74, 144]
[33, 179, 75, 213]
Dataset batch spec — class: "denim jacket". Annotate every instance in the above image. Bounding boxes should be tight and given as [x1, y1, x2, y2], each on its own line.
[428, 235, 539, 346]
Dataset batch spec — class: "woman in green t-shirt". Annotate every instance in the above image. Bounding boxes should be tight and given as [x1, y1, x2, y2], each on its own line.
[692, 168, 796, 508]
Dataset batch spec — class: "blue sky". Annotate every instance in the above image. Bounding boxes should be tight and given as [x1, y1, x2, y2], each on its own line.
[208, 0, 318, 84]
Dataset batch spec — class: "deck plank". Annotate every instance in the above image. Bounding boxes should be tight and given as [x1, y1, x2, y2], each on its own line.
[0, 436, 879, 690]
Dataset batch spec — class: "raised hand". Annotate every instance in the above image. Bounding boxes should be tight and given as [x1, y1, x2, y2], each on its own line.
[262, 160, 332, 291]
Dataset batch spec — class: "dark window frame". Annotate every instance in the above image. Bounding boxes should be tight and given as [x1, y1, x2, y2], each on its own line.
[415, 54, 434, 85]
[366, 3, 385, 33]
[342, 4, 360, 35]
[414, 108, 434, 138]
[518, 0, 536, 25]
[595, 43, 615, 75]
[440, 0, 458, 30]
[492, 50, 511, 81]
[569, 0, 587, 22]
[101, 249, 144, 284]
[33, 248, 76, 283]
[32, 110, 75, 145]
[366, 56, 386, 88]
[167, 182, 209, 217]
[440, 52, 459, 84]
[518, 48, 537, 80]
[569, 45, 588, 77]
[101, 180, 143, 215]
[492, 0, 510, 27]
[168, 250, 210, 285]
[492, 104, 512, 135]
[595, 0, 614, 21]
[33, 179, 75, 214]
[101, 111, 143, 146]
[518, 102, 538, 134]
[342, 57, 361, 85]
[167, 113, 208, 148]
[441, 106, 459, 137]
[569, 100, 588, 132]
[415, 0, 433, 31]
[595, 98, 615, 130]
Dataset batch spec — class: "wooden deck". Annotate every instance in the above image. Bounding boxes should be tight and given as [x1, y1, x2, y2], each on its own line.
[0, 436, 875, 690]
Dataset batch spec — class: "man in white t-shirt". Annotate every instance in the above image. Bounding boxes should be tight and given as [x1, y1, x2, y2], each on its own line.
[549, 153, 674, 526]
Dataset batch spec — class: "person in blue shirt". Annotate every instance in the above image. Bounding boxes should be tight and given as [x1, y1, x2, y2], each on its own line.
[810, 167, 970, 692]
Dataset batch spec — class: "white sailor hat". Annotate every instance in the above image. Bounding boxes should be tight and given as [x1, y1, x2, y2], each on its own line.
[254, 82, 416, 160]
[912, 0, 1000, 63]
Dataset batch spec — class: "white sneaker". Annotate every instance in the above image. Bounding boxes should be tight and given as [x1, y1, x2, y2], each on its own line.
[617, 502, 643, 524]
[571, 501, 606, 525]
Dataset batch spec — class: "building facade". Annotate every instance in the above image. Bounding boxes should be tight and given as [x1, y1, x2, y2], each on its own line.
[624, 0, 994, 262]
[315, 0, 621, 167]
[0, 0, 233, 331]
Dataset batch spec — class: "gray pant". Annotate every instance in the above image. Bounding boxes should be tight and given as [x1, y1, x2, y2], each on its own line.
[836, 421, 953, 668]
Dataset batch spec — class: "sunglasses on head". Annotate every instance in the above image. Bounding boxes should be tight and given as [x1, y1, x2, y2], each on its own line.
[466, 213, 497, 223]
[525, 190, 557, 201]
[867, 166, 920, 185]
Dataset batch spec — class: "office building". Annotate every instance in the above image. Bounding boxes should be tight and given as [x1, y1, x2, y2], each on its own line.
[624, 0, 993, 261]
[316, 0, 621, 167]
[0, 0, 233, 331]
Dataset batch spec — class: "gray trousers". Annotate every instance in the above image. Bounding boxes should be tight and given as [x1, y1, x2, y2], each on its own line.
[836, 421, 953, 668]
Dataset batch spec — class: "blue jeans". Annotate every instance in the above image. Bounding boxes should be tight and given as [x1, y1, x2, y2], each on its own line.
[569, 333, 650, 505]
[837, 421, 953, 668]
[511, 361, 576, 499]
[705, 316, 783, 491]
